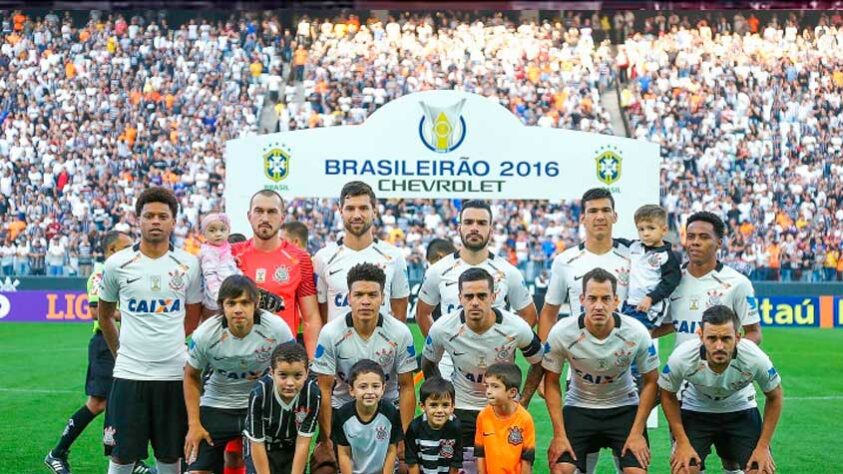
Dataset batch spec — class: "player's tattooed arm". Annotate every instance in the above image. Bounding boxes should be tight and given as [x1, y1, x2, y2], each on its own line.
[420, 356, 441, 381]
[98, 300, 120, 357]
[520, 363, 544, 408]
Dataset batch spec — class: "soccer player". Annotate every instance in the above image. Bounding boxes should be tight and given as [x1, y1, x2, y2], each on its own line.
[45, 231, 154, 474]
[422, 268, 544, 474]
[183, 275, 295, 473]
[98, 187, 203, 474]
[416, 200, 538, 337]
[652, 211, 762, 347]
[232, 190, 321, 358]
[475, 362, 536, 474]
[244, 341, 320, 474]
[539, 188, 632, 341]
[404, 377, 463, 474]
[281, 221, 309, 250]
[313, 181, 410, 322]
[543, 268, 660, 474]
[311, 263, 417, 457]
[332, 360, 404, 474]
[660, 305, 782, 474]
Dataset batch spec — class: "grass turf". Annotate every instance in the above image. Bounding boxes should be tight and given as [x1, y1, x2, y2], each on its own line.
[1, 323, 841, 473]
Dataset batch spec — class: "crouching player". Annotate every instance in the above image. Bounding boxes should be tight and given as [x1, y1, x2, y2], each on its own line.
[660, 305, 783, 474]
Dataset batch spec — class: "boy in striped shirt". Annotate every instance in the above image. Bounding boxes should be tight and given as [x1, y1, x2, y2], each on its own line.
[405, 377, 463, 474]
[244, 342, 320, 474]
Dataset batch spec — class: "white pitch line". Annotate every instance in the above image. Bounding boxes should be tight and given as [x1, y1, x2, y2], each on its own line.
[0, 387, 78, 394]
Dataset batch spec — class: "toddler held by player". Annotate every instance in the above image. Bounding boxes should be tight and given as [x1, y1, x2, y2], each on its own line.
[623, 205, 681, 329]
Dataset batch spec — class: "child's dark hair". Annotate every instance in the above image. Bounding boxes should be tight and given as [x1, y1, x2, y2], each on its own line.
[348, 359, 385, 386]
[270, 341, 308, 369]
[485, 362, 522, 392]
[419, 376, 455, 404]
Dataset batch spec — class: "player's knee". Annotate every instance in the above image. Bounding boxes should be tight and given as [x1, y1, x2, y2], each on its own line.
[86, 396, 107, 414]
[555, 462, 577, 474]
[721, 459, 741, 470]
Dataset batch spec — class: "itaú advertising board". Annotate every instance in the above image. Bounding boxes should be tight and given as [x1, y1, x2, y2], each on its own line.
[224, 90, 660, 237]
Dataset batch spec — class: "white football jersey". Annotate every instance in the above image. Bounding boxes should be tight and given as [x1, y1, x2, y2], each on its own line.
[663, 263, 760, 348]
[423, 308, 544, 411]
[187, 310, 295, 409]
[545, 240, 631, 317]
[659, 339, 780, 413]
[99, 243, 202, 381]
[542, 313, 659, 409]
[314, 239, 410, 321]
[311, 312, 417, 408]
[418, 251, 533, 316]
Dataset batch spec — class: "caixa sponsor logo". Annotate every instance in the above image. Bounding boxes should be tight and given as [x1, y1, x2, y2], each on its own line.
[127, 298, 182, 313]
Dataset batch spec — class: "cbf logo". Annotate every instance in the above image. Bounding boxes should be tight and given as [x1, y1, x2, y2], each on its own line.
[419, 99, 467, 153]
[594, 145, 623, 185]
[263, 142, 291, 183]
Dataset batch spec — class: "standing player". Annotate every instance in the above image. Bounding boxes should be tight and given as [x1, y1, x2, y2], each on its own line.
[45, 231, 155, 474]
[232, 190, 322, 358]
[543, 269, 660, 474]
[313, 181, 410, 322]
[311, 263, 417, 455]
[539, 188, 632, 341]
[652, 211, 762, 347]
[422, 268, 544, 474]
[660, 305, 782, 474]
[416, 200, 538, 332]
[98, 187, 203, 474]
[281, 221, 309, 250]
[417, 201, 536, 380]
[183, 275, 295, 473]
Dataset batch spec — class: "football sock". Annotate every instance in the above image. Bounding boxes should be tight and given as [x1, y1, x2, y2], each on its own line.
[156, 460, 180, 474]
[53, 405, 97, 456]
[224, 467, 246, 474]
[108, 461, 136, 474]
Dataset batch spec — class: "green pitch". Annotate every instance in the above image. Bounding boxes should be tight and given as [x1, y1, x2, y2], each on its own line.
[1, 324, 841, 473]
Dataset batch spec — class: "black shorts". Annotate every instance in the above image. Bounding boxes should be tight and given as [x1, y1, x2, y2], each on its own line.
[245, 440, 295, 474]
[556, 405, 648, 472]
[455, 409, 479, 448]
[85, 332, 115, 398]
[103, 379, 187, 462]
[188, 406, 248, 471]
[681, 408, 762, 471]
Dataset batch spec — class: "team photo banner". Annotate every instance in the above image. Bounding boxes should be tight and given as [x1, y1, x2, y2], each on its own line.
[225, 90, 660, 236]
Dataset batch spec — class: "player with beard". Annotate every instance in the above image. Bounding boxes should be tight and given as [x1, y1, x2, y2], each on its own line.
[313, 181, 410, 323]
[231, 190, 321, 358]
[416, 200, 537, 380]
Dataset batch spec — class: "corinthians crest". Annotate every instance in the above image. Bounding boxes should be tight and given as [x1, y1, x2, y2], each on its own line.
[263, 142, 291, 183]
[507, 426, 524, 446]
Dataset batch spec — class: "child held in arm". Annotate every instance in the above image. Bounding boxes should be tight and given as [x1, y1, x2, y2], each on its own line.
[622, 205, 681, 329]
[198, 213, 285, 317]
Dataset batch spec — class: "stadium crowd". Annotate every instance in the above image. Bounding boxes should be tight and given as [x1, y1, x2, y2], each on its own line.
[0, 9, 841, 283]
